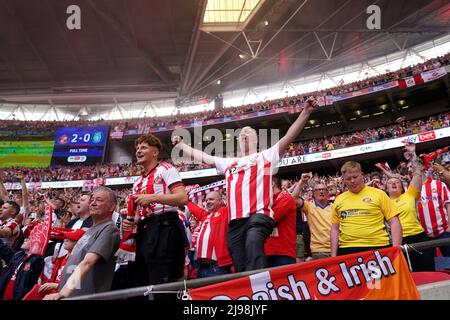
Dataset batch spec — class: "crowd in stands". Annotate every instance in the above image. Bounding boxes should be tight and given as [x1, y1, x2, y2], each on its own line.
[1, 130, 450, 300]
[3, 155, 450, 230]
[1, 112, 449, 184]
[1, 52, 450, 301]
[1, 52, 449, 136]
[0, 161, 214, 183]
[283, 112, 450, 157]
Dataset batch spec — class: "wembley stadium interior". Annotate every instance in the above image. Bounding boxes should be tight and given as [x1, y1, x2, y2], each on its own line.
[1, 0, 449, 185]
[0, 0, 449, 303]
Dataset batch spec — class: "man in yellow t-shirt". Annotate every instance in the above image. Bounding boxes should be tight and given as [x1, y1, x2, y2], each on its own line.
[331, 161, 402, 256]
[299, 183, 333, 260]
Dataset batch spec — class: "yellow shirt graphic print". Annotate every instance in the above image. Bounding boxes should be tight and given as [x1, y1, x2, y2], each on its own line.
[331, 186, 399, 248]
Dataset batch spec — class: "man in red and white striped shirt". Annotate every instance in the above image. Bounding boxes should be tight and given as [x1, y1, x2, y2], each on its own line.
[122, 134, 188, 293]
[187, 192, 232, 278]
[418, 177, 450, 256]
[0, 201, 21, 250]
[173, 97, 318, 271]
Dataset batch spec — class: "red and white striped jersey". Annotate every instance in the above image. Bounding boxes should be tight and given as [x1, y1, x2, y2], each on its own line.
[132, 162, 184, 218]
[417, 179, 450, 238]
[190, 226, 201, 250]
[0, 218, 20, 249]
[196, 216, 217, 260]
[215, 143, 280, 221]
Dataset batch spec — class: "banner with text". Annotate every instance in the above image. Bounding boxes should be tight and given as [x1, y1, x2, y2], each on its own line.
[278, 127, 450, 167]
[189, 247, 420, 300]
[29, 206, 52, 256]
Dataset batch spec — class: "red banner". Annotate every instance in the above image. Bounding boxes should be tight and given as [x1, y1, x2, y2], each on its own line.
[29, 206, 52, 256]
[190, 247, 420, 300]
[398, 74, 424, 90]
[110, 125, 125, 139]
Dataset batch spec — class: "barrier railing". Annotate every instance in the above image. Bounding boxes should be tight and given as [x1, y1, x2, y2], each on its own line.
[66, 237, 450, 300]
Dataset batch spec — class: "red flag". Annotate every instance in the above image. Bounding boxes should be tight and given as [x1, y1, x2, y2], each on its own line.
[29, 206, 52, 256]
[398, 74, 424, 90]
[421, 147, 449, 169]
[413, 73, 424, 85]
[114, 196, 137, 263]
[22, 284, 49, 300]
[375, 162, 391, 171]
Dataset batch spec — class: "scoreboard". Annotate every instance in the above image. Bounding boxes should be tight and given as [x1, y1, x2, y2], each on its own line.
[51, 126, 109, 166]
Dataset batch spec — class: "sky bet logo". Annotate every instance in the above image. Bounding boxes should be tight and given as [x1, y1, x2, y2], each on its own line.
[402, 136, 417, 144]
[418, 131, 436, 142]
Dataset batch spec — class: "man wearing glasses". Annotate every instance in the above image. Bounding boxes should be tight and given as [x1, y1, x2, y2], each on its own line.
[292, 173, 333, 260]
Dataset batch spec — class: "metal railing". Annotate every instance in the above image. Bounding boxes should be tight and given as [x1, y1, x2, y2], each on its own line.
[67, 237, 450, 300]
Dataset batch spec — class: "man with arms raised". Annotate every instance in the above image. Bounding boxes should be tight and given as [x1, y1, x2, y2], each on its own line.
[292, 173, 333, 260]
[187, 191, 232, 278]
[173, 97, 318, 271]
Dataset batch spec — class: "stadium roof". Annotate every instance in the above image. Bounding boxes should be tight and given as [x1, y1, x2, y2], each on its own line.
[0, 0, 449, 116]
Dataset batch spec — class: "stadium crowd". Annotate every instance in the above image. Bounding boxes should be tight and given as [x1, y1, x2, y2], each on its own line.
[283, 112, 450, 157]
[1, 52, 449, 135]
[1, 112, 449, 184]
[0, 53, 450, 301]
[0, 127, 449, 299]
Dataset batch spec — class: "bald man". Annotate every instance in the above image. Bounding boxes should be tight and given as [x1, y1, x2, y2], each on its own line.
[187, 191, 232, 278]
[174, 97, 318, 271]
